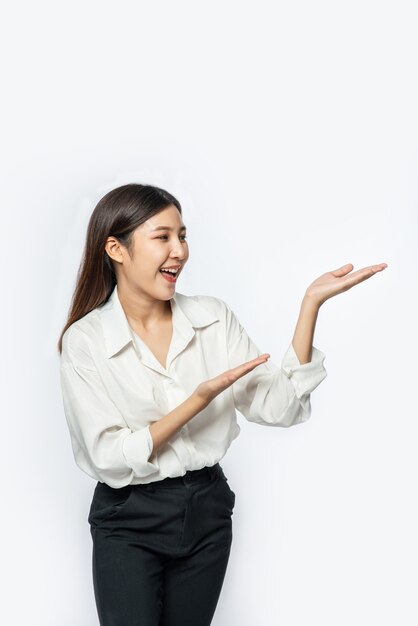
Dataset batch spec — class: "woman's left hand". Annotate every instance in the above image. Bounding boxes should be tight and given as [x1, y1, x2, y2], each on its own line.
[305, 262, 388, 307]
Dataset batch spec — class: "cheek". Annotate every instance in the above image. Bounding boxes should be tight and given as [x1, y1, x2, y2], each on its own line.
[143, 246, 165, 267]
[134, 256, 160, 277]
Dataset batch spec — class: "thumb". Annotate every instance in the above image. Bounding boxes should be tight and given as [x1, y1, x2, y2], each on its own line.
[332, 263, 353, 276]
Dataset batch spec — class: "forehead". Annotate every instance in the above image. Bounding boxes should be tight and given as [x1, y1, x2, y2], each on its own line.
[139, 205, 186, 233]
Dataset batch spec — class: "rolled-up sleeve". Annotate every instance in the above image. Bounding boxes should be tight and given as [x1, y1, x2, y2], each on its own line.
[60, 328, 160, 488]
[224, 301, 327, 427]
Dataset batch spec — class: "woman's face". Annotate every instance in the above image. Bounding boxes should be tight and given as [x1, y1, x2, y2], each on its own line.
[110, 204, 189, 300]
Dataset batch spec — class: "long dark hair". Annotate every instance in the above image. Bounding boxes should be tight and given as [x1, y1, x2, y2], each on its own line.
[57, 183, 182, 354]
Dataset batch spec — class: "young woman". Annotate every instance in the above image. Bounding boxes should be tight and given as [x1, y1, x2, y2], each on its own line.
[58, 183, 387, 626]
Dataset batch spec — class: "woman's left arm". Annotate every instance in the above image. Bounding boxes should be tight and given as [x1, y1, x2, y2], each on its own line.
[291, 262, 388, 365]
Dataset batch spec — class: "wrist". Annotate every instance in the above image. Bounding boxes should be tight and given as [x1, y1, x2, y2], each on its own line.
[190, 390, 210, 412]
[302, 292, 322, 312]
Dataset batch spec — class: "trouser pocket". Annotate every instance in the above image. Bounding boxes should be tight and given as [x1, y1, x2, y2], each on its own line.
[88, 482, 134, 528]
[217, 467, 236, 510]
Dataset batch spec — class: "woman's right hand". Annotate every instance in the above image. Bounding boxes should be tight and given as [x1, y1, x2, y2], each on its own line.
[194, 353, 271, 406]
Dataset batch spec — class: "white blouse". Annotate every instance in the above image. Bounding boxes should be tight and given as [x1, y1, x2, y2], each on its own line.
[59, 284, 327, 488]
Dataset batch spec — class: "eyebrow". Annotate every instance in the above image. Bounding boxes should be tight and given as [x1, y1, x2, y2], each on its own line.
[151, 225, 187, 232]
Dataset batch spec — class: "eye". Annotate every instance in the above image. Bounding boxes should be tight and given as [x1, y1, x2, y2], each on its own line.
[157, 235, 188, 241]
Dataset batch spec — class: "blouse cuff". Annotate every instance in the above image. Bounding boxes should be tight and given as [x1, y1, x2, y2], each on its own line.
[122, 425, 160, 478]
[281, 343, 327, 399]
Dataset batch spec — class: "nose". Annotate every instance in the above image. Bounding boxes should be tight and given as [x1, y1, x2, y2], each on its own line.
[170, 242, 187, 260]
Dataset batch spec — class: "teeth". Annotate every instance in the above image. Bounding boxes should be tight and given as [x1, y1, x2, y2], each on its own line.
[161, 267, 179, 274]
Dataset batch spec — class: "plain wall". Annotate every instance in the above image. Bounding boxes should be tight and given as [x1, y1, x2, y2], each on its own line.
[2, 1, 417, 624]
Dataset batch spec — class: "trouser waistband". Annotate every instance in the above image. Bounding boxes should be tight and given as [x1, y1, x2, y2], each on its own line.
[143, 462, 222, 489]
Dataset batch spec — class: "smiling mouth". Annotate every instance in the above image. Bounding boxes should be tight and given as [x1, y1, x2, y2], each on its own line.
[159, 267, 180, 276]
[159, 267, 180, 283]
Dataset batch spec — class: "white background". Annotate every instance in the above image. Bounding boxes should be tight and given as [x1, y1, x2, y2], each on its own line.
[2, 1, 417, 624]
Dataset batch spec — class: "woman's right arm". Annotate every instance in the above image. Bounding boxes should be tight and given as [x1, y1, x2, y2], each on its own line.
[60, 325, 269, 487]
[148, 353, 271, 456]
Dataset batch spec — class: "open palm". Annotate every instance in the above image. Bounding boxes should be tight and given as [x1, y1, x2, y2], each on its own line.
[305, 262, 388, 307]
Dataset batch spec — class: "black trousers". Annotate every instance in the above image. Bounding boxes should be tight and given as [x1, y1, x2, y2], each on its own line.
[88, 463, 236, 626]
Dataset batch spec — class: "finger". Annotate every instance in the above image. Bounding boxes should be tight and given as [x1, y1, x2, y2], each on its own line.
[228, 354, 270, 378]
[331, 263, 354, 276]
[235, 353, 270, 371]
[358, 263, 387, 273]
[346, 263, 388, 283]
[213, 354, 270, 385]
[337, 262, 388, 276]
[331, 262, 388, 279]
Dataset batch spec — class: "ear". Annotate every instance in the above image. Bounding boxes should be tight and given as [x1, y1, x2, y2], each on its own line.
[105, 237, 124, 264]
